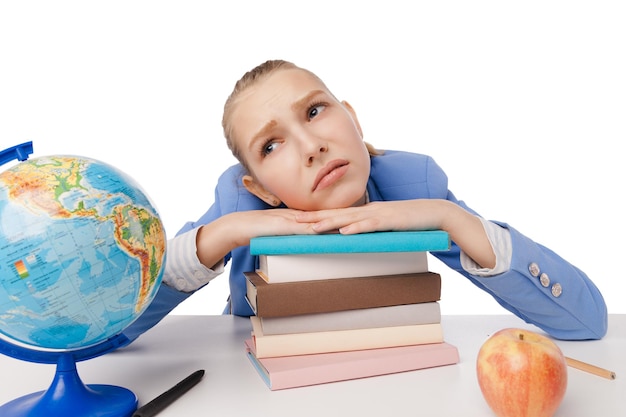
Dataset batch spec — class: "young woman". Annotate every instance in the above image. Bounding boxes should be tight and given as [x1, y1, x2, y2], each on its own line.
[124, 60, 606, 343]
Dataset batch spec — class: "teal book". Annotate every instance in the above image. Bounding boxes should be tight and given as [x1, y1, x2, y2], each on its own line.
[249, 230, 450, 256]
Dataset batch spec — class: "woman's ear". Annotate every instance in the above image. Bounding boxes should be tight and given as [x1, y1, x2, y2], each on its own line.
[341, 100, 364, 138]
[242, 175, 282, 207]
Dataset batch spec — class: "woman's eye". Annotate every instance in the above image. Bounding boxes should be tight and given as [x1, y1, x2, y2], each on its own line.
[308, 104, 325, 120]
[263, 141, 279, 156]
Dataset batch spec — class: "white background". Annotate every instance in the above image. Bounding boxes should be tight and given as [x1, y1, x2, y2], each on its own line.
[1, 1, 624, 316]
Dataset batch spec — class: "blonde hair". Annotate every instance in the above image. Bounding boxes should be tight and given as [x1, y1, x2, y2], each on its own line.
[222, 59, 382, 168]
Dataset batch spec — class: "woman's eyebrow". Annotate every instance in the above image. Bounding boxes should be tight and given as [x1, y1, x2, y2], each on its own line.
[291, 90, 325, 112]
[248, 120, 278, 151]
[247, 90, 328, 151]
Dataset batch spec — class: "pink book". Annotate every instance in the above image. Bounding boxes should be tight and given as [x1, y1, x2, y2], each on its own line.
[244, 339, 459, 390]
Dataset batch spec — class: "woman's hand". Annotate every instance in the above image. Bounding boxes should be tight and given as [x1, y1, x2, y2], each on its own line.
[295, 199, 496, 269]
[294, 199, 450, 234]
[195, 208, 316, 269]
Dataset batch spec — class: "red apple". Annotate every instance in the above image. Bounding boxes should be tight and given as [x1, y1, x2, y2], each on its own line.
[476, 328, 567, 417]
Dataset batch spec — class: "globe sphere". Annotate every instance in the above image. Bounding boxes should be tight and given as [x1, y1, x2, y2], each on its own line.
[0, 155, 166, 352]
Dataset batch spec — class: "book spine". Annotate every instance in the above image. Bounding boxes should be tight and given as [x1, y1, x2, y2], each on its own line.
[251, 317, 445, 358]
[246, 342, 460, 390]
[258, 251, 429, 283]
[259, 302, 441, 335]
[250, 230, 450, 255]
[245, 271, 442, 318]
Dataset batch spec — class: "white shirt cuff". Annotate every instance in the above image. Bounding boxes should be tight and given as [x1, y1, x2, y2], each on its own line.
[460, 217, 512, 277]
[162, 227, 223, 292]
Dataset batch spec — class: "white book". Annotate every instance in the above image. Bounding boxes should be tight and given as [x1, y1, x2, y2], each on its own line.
[257, 251, 428, 283]
[260, 303, 441, 335]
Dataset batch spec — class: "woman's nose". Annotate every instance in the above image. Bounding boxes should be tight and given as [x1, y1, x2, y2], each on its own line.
[295, 128, 328, 165]
[305, 143, 328, 166]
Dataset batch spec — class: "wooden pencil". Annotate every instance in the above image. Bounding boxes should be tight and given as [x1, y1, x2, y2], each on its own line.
[565, 356, 616, 380]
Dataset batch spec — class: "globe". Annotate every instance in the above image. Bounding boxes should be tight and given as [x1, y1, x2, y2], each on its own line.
[0, 142, 166, 417]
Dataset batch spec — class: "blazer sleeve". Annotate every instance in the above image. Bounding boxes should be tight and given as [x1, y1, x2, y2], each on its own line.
[429, 196, 607, 339]
[371, 151, 607, 340]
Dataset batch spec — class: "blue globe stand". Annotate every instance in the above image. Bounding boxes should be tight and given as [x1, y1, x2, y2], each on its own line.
[1, 142, 139, 416]
[1, 141, 165, 417]
[0, 353, 137, 417]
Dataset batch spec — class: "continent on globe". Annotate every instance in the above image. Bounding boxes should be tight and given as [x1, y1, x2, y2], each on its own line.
[0, 155, 166, 351]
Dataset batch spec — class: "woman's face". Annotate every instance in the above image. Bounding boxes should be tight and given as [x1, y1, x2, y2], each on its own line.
[231, 68, 371, 211]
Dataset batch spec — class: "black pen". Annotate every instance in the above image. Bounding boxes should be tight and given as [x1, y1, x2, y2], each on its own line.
[132, 369, 205, 417]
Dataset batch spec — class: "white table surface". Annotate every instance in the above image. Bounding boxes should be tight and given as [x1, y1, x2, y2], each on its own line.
[1, 314, 624, 416]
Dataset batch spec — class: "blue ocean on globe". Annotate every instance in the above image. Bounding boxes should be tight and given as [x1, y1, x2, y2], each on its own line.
[0, 155, 166, 351]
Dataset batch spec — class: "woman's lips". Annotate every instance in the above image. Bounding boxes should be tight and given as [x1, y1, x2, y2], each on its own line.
[312, 160, 349, 191]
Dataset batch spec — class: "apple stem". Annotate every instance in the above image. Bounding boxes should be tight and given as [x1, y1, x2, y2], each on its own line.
[518, 333, 524, 341]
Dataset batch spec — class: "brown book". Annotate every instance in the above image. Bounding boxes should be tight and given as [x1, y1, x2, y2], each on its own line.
[244, 271, 441, 318]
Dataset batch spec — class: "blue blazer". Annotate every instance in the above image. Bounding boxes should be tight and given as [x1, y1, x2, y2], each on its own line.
[124, 151, 607, 342]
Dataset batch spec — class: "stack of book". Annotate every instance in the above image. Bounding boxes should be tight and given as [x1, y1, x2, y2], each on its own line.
[243, 230, 460, 390]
